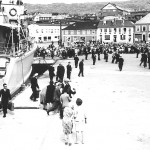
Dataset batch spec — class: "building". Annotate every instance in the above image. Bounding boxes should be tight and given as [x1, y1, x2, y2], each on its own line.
[97, 17, 135, 43]
[99, 2, 129, 20]
[135, 13, 150, 43]
[62, 21, 99, 45]
[28, 22, 69, 43]
[33, 13, 69, 22]
[126, 10, 150, 23]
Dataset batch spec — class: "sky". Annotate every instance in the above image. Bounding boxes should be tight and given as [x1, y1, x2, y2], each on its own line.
[5, 0, 129, 4]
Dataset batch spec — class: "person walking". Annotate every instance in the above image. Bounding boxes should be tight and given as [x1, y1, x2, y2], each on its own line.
[48, 64, 55, 81]
[78, 59, 84, 77]
[66, 62, 72, 80]
[118, 56, 124, 71]
[0, 83, 11, 118]
[45, 81, 55, 111]
[30, 73, 39, 101]
[74, 55, 79, 68]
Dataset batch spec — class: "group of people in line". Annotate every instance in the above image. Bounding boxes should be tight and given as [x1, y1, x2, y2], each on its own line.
[30, 57, 86, 145]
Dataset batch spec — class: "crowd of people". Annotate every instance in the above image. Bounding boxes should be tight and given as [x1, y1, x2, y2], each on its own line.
[1, 40, 150, 145]
[30, 56, 87, 145]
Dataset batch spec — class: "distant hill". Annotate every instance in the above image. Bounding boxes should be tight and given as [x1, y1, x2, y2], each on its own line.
[24, 0, 150, 14]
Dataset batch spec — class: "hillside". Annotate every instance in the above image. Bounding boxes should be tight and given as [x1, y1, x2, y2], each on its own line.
[24, 0, 150, 14]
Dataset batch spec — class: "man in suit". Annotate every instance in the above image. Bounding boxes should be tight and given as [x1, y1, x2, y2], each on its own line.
[45, 81, 55, 111]
[118, 56, 124, 71]
[74, 54, 79, 68]
[78, 59, 84, 77]
[56, 63, 65, 81]
[30, 73, 39, 101]
[48, 64, 55, 81]
[0, 83, 11, 118]
[66, 62, 72, 79]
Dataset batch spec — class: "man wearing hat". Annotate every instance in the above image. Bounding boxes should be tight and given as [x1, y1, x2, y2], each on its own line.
[30, 73, 39, 101]
[66, 62, 72, 79]
[63, 78, 76, 98]
[48, 64, 55, 81]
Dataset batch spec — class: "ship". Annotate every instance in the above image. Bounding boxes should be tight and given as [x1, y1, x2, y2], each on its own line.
[0, 0, 37, 95]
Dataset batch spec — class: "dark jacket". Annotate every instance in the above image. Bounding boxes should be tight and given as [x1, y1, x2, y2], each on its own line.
[46, 84, 55, 103]
[31, 77, 39, 89]
[67, 64, 72, 73]
[62, 84, 76, 98]
[79, 61, 84, 70]
[48, 65, 55, 76]
[0, 89, 11, 104]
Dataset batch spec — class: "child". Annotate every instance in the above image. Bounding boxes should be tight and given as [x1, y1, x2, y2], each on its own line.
[62, 104, 74, 146]
[74, 98, 87, 144]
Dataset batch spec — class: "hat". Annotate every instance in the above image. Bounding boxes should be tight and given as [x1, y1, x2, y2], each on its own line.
[34, 73, 38, 77]
[64, 78, 70, 82]
[76, 98, 82, 106]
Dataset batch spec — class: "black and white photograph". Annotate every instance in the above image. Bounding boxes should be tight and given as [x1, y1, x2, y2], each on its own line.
[0, 0, 150, 149]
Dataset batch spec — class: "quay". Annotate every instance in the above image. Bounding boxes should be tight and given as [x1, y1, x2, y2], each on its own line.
[0, 54, 150, 150]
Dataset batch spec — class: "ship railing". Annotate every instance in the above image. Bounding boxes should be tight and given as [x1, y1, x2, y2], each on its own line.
[0, 41, 34, 57]
[0, 57, 10, 78]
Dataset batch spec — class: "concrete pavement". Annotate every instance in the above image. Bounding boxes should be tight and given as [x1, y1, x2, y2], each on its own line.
[0, 53, 150, 150]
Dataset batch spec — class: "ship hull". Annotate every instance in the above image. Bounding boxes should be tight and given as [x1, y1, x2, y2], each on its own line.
[0, 45, 37, 95]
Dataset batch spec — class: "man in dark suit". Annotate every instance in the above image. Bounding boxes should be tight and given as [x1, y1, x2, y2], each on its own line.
[45, 81, 55, 110]
[48, 64, 55, 81]
[118, 56, 124, 71]
[0, 83, 11, 118]
[66, 62, 72, 79]
[56, 63, 65, 81]
[74, 54, 79, 68]
[78, 59, 84, 77]
[30, 73, 39, 101]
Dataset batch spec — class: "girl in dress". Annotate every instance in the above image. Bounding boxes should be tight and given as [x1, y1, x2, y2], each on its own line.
[62, 104, 74, 146]
[74, 98, 87, 144]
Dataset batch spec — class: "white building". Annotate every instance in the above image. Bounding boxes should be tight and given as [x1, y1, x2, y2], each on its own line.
[97, 18, 135, 43]
[28, 22, 68, 43]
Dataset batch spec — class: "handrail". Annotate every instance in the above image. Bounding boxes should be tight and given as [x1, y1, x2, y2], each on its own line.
[0, 41, 34, 57]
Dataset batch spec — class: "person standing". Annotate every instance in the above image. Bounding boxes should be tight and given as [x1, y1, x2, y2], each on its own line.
[60, 90, 71, 119]
[78, 59, 84, 77]
[0, 83, 11, 118]
[92, 53, 96, 65]
[48, 64, 55, 81]
[118, 56, 124, 71]
[66, 62, 72, 79]
[47, 82, 62, 115]
[30, 73, 39, 101]
[56, 63, 65, 81]
[62, 104, 74, 146]
[63, 78, 76, 98]
[74, 55, 79, 68]
[45, 81, 55, 110]
[143, 52, 147, 68]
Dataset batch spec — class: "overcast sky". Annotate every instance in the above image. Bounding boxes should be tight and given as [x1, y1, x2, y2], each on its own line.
[5, 0, 129, 4]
